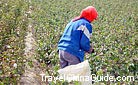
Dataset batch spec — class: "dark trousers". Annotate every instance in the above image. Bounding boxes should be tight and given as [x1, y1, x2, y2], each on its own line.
[59, 50, 81, 68]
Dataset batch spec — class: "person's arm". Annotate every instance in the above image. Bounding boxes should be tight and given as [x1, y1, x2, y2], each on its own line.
[79, 23, 94, 53]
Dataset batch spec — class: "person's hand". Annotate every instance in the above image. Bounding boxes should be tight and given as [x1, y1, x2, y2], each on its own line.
[87, 44, 94, 54]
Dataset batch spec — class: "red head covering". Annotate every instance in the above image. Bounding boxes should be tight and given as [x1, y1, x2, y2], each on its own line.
[73, 6, 98, 22]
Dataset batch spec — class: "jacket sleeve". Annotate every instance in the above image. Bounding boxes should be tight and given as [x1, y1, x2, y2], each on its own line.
[80, 23, 92, 52]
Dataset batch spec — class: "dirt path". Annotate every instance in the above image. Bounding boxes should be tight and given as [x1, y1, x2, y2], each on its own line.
[19, 4, 47, 85]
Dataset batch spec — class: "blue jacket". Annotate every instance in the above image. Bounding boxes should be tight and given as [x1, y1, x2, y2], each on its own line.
[58, 18, 92, 62]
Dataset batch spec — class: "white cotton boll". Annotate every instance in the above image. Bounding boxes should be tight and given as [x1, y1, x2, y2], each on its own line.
[13, 63, 17, 68]
[6, 45, 11, 49]
[23, 59, 26, 63]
